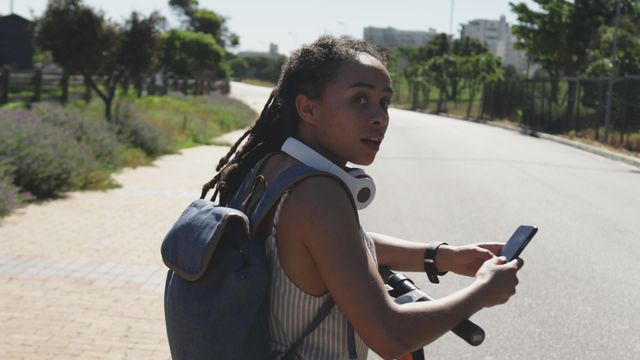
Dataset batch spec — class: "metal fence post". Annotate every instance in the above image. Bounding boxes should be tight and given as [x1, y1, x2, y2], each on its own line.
[1, 66, 9, 105]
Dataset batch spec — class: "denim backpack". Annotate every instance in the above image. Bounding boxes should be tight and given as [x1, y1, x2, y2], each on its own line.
[161, 154, 358, 359]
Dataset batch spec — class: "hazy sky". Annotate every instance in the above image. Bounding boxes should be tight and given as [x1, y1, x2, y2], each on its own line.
[8, 0, 538, 54]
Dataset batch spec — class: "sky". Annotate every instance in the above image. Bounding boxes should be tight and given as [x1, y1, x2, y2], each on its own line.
[7, 0, 538, 55]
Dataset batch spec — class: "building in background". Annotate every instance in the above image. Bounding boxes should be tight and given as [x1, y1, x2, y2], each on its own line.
[0, 14, 34, 70]
[364, 26, 439, 52]
[237, 43, 280, 58]
[460, 15, 535, 74]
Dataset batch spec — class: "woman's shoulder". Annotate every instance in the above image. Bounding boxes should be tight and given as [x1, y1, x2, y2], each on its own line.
[260, 154, 359, 236]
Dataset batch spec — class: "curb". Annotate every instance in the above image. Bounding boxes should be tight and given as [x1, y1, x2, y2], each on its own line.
[483, 121, 640, 170]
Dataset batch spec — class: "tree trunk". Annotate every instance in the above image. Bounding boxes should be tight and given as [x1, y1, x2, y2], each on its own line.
[83, 75, 92, 103]
[437, 84, 447, 113]
[467, 84, 476, 119]
[135, 75, 144, 98]
[480, 83, 489, 120]
[105, 97, 112, 121]
[162, 74, 169, 95]
[60, 69, 69, 104]
[411, 82, 419, 110]
[31, 68, 42, 105]
[181, 78, 188, 95]
[122, 78, 130, 95]
[422, 85, 430, 109]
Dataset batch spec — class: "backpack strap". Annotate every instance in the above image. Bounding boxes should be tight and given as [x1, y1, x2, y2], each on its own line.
[280, 297, 335, 360]
[254, 163, 360, 359]
[347, 322, 358, 359]
[249, 163, 359, 235]
[280, 299, 359, 359]
[228, 152, 279, 209]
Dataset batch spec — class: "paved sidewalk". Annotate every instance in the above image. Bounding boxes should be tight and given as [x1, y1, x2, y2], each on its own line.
[0, 145, 232, 359]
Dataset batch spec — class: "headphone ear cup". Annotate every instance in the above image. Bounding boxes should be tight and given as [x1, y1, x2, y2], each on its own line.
[346, 168, 376, 209]
[281, 137, 376, 209]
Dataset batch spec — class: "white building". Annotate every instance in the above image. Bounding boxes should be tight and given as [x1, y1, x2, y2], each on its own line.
[460, 15, 534, 74]
[364, 26, 439, 52]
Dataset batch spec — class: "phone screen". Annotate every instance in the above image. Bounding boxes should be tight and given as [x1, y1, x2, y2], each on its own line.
[500, 225, 538, 261]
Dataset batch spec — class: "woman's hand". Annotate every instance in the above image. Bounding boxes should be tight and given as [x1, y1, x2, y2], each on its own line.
[473, 256, 523, 308]
[436, 243, 504, 277]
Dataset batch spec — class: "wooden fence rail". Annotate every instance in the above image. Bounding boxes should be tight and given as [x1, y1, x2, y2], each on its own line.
[0, 66, 227, 106]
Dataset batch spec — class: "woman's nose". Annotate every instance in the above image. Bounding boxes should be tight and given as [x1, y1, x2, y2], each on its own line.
[371, 109, 389, 128]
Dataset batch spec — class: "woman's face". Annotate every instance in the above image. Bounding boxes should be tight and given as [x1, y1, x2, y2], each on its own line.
[297, 53, 392, 166]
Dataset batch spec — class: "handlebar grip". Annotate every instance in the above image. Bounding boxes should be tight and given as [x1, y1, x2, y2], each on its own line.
[452, 318, 485, 346]
[378, 266, 485, 346]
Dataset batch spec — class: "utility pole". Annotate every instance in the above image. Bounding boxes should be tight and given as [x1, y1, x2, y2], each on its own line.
[10, 0, 14, 14]
[449, 0, 455, 36]
[604, 0, 622, 144]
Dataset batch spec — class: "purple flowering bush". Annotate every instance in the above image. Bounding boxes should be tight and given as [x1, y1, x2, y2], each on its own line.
[0, 109, 93, 198]
[32, 103, 122, 168]
[0, 162, 19, 216]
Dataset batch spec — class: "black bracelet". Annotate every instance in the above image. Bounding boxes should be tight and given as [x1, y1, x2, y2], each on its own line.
[424, 242, 448, 284]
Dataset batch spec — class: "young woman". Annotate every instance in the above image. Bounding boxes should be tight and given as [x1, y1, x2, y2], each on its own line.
[202, 36, 522, 359]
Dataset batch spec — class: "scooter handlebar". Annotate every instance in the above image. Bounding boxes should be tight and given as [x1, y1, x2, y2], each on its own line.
[378, 266, 485, 347]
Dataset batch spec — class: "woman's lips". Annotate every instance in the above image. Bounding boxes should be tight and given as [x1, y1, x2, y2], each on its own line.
[361, 138, 381, 151]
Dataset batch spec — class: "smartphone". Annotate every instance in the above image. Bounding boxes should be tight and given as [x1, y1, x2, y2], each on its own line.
[500, 225, 538, 261]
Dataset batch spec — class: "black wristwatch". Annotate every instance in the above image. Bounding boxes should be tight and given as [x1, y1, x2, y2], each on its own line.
[424, 242, 448, 284]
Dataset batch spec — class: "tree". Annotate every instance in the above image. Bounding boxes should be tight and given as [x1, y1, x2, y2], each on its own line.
[401, 62, 429, 110]
[510, 0, 636, 121]
[33, 0, 105, 104]
[228, 56, 250, 80]
[161, 29, 228, 93]
[591, 5, 640, 76]
[169, 0, 239, 49]
[450, 37, 490, 102]
[34, 0, 167, 120]
[461, 54, 504, 117]
[231, 54, 287, 83]
[119, 11, 166, 97]
[425, 55, 459, 112]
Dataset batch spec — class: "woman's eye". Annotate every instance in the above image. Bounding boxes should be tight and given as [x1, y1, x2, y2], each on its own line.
[380, 99, 390, 109]
[355, 95, 368, 105]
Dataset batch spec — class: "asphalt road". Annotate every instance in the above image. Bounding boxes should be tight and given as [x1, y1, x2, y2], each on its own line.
[229, 82, 640, 360]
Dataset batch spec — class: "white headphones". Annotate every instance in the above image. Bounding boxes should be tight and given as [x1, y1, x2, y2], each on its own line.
[280, 137, 376, 210]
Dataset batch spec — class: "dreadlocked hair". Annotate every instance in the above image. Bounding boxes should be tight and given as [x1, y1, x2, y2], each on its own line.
[201, 35, 388, 205]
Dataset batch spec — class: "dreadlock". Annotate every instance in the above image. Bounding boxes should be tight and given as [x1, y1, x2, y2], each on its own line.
[201, 35, 387, 205]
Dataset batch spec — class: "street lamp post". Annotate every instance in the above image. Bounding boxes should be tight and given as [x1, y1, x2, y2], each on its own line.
[603, 0, 622, 144]
[449, 0, 455, 36]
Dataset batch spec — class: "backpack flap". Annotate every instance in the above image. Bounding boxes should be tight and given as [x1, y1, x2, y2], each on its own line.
[161, 199, 250, 282]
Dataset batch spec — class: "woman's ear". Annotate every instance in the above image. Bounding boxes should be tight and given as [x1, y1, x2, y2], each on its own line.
[295, 94, 318, 125]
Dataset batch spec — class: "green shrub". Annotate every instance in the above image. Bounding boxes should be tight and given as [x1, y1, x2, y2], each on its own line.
[115, 147, 151, 168]
[112, 101, 173, 157]
[132, 93, 256, 148]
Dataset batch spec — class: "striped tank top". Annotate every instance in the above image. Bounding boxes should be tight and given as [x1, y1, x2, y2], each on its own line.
[265, 192, 376, 359]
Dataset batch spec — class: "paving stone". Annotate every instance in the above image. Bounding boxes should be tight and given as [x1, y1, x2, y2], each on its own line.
[0, 144, 232, 358]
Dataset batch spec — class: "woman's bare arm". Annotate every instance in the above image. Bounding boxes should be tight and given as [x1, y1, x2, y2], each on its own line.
[370, 232, 505, 277]
[280, 177, 520, 358]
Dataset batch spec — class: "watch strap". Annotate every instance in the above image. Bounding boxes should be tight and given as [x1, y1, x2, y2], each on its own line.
[424, 242, 448, 284]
